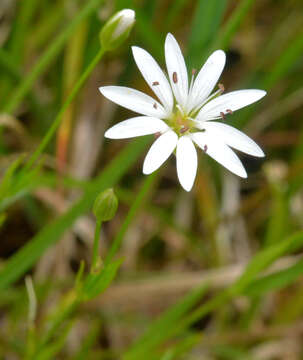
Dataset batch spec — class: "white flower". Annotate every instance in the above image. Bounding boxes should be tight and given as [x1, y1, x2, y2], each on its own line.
[99, 33, 266, 191]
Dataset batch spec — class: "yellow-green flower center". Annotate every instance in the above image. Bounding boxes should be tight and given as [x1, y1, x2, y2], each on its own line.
[166, 109, 195, 136]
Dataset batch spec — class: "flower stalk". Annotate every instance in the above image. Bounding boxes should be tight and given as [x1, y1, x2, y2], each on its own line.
[92, 188, 118, 271]
[56, 21, 88, 177]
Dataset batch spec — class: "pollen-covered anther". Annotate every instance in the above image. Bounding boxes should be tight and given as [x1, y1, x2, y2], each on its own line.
[226, 109, 233, 115]
[220, 111, 226, 120]
[152, 81, 159, 86]
[154, 132, 161, 139]
[153, 102, 157, 109]
[180, 126, 189, 134]
[218, 83, 225, 92]
[204, 144, 208, 152]
[172, 72, 178, 83]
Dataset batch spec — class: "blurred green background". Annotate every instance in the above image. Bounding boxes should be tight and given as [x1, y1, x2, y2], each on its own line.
[1, 0, 303, 359]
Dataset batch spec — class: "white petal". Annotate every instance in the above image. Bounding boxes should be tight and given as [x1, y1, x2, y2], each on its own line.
[204, 122, 265, 157]
[143, 130, 178, 174]
[105, 117, 168, 139]
[192, 132, 247, 178]
[187, 50, 226, 112]
[132, 46, 173, 113]
[176, 136, 197, 191]
[165, 33, 188, 108]
[99, 86, 166, 118]
[197, 89, 266, 121]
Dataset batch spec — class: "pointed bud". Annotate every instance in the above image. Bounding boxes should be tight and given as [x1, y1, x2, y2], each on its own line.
[100, 9, 135, 51]
[93, 188, 118, 222]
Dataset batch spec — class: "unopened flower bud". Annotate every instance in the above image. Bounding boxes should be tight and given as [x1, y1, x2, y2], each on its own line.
[93, 188, 118, 222]
[100, 9, 135, 51]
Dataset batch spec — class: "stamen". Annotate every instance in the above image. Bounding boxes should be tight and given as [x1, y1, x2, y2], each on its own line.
[218, 83, 225, 93]
[154, 132, 161, 139]
[176, 104, 184, 116]
[220, 112, 226, 120]
[153, 103, 157, 109]
[189, 69, 197, 96]
[204, 144, 208, 152]
[180, 126, 189, 134]
[152, 81, 159, 86]
[172, 72, 178, 84]
[226, 109, 233, 115]
[191, 89, 222, 114]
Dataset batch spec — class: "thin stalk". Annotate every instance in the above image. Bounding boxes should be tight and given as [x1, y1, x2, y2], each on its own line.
[3, 0, 104, 114]
[105, 172, 158, 265]
[25, 276, 37, 359]
[56, 20, 88, 175]
[91, 219, 102, 272]
[23, 47, 105, 173]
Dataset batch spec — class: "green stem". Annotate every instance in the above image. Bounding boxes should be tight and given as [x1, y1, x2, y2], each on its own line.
[3, 0, 104, 114]
[35, 291, 79, 356]
[91, 219, 102, 271]
[105, 172, 158, 265]
[23, 47, 105, 172]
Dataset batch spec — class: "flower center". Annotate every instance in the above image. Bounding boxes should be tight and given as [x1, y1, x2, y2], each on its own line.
[167, 108, 195, 136]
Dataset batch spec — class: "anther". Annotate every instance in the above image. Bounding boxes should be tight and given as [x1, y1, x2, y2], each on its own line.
[152, 81, 159, 86]
[226, 109, 233, 115]
[153, 103, 157, 109]
[180, 126, 189, 134]
[218, 83, 225, 92]
[172, 72, 178, 83]
[204, 144, 208, 152]
[154, 132, 161, 139]
[192, 68, 197, 76]
[220, 111, 226, 120]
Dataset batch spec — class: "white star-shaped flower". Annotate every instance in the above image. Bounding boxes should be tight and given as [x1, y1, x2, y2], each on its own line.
[99, 33, 266, 191]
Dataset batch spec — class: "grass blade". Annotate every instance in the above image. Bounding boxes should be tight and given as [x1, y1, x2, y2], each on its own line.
[187, 0, 227, 67]
[3, 0, 105, 114]
[0, 138, 149, 290]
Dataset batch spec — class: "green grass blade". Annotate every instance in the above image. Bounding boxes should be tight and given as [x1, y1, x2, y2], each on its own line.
[72, 322, 101, 360]
[0, 138, 149, 290]
[9, 0, 39, 63]
[187, 0, 227, 67]
[263, 29, 303, 89]
[125, 231, 303, 357]
[213, 0, 256, 50]
[264, 184, 289, 246]
[0, 48, 20, 79]
[105, 171, 158, 265]
[82, 259, 123, 300]
[230, 231, 303, 295]
[3, 0, 105, 114]
[124, 284, 208, 360]
[244, 258, 303, 297]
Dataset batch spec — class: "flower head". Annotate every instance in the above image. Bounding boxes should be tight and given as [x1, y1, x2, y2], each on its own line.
[99, 33, 266, 191]
[100, 9, 135, 51]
